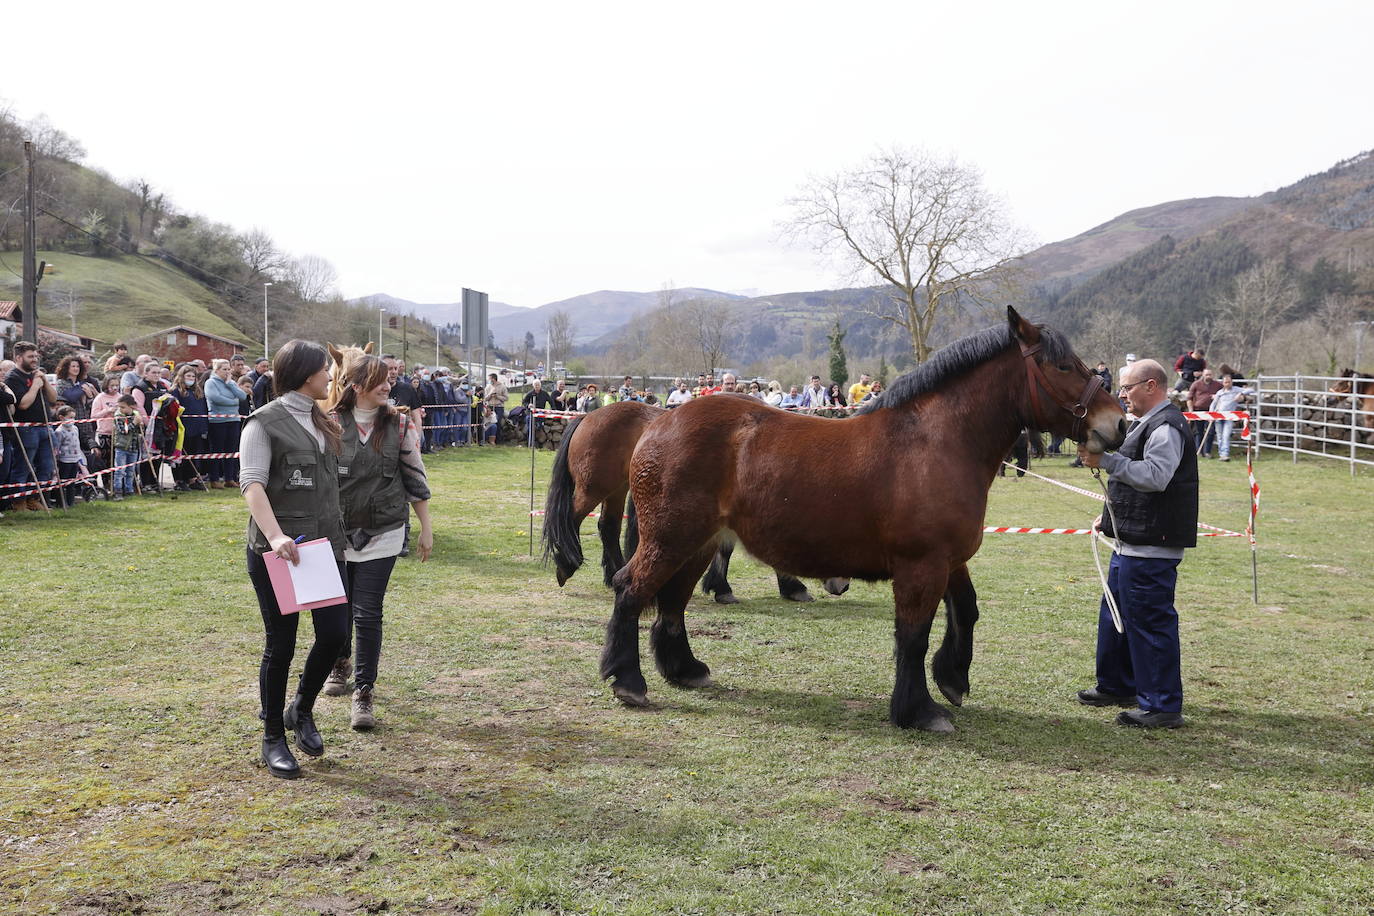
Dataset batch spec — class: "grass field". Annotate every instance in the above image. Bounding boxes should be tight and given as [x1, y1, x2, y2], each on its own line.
[1, 447, 1370, 914]
[0, 250, 246, 347]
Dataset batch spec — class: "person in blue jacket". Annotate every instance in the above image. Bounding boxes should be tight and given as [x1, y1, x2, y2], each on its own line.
[205, 358, 249, 488]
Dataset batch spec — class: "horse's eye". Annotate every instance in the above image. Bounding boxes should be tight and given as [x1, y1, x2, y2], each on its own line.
[1057, 365, 1071, 372]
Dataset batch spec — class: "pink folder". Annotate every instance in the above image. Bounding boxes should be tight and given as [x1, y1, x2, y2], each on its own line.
[262, 539, 349, 614]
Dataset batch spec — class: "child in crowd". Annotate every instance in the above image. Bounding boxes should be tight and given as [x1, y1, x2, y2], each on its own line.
[111, 395, 143, 501]
[52, 405, 90, 504]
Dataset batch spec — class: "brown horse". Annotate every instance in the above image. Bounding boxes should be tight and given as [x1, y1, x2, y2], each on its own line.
[543, 400, 847, 600]
[544, 400, 664, 588]
[1329, 369, 1374, 442]
[599, 307, 1127, 731]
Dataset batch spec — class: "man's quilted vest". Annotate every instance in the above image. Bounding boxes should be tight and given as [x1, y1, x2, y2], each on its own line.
[1099, 403, 1199, 549]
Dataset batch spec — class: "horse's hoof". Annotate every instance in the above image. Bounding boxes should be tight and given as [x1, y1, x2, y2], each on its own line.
[556, 570, 569, 587]
[823, 578, 850, 596]
[920, 716, 956, 734]
[714, 592, 741, 605]
[679, 673, 714, 689]
[937, 684, 966, 708]
[784, 591, 815, 603]
[613, 686, 651, 707]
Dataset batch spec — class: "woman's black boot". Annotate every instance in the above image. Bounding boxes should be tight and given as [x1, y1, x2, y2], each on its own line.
[261, 725, 301, 779]
[283, 694, 324, 757]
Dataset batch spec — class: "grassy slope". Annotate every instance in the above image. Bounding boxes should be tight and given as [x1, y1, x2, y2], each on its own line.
[0, 249, 247, 347]
[0, 449, 1369, 914]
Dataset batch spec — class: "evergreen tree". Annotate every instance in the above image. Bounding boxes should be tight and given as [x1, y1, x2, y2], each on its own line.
[827, 321, 848, 387]
[877, 354, 889, 387]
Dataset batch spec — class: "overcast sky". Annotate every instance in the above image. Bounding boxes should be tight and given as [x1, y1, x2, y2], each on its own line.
[5, 1, 1371, 308]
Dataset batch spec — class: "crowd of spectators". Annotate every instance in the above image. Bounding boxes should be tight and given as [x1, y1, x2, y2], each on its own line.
[0, 341, 277, 515]
[529, 370, 885, 416]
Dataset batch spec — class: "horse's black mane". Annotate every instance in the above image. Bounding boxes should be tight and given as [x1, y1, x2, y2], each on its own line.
[856, 321, 1074, 415]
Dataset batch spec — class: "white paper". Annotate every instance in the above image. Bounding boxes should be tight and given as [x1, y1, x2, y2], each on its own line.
[287, 540, 347, 604]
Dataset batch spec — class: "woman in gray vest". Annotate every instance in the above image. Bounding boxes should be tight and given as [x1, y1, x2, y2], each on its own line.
[239, 340, 349, 779]
[322, 355, 433, 730]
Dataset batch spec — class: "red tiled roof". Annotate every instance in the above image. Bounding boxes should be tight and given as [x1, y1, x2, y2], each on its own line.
[126, 325, 248, 347]
[0, 301, 18, 320]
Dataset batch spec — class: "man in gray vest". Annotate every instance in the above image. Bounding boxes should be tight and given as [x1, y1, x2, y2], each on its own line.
[1076, 358, 1198, 729]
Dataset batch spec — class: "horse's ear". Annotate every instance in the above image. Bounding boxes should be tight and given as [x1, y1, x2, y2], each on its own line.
[1006, 305, 1041, 345]
[363, 341, 375, 354]
[326, 342, 342, 364]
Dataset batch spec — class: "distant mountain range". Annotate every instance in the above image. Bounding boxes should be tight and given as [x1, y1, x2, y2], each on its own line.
[355, 148, 1374, 368]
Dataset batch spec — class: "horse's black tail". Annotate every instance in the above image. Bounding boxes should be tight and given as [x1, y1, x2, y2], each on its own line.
[541, 415, 584, 586]
[623, 494, 639, 562]
[700, 533, 735, 596]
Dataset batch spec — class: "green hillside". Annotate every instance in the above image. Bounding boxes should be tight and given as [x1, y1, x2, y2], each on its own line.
[0, 249, 250, 350]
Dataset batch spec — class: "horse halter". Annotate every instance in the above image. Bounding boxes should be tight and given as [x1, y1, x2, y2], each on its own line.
[1017, 341, 1103, 441]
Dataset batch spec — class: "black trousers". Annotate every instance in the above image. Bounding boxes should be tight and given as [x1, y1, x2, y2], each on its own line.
[246, 548, 350, 731]
[338, 554, 399, 692]
[176, 433, 210, 483]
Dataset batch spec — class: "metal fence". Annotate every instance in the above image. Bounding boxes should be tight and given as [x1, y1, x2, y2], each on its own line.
[1253, 374, 1374, 473]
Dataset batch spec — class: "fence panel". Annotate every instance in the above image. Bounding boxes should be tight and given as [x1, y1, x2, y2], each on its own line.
[1253, 374, 1374, 473]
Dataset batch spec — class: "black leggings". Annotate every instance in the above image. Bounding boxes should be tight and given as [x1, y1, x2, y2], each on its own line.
[247, 548, 350, 730]
[338, 554, 398, 692]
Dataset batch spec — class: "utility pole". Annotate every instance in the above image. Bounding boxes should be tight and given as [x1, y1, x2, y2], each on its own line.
[22, 141, 37, 342]
[378, 307, 386, 350]
[262, 282, 273, 357]
[402, 314, 408, 366]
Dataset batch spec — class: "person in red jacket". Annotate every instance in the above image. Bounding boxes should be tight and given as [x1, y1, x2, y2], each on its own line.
[1173, 348, 1207, 391]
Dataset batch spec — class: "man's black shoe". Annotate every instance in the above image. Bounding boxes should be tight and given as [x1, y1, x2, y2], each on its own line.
[284, 695, 324, 756]
[1116, 709, 1184, 729]
[261, 735, 301, 779]
[1077, 687, 1136, 707]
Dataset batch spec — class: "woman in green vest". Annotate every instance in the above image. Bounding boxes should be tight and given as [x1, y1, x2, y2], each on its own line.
[321, 355, 433, 730]
[239, 339, 349, 780]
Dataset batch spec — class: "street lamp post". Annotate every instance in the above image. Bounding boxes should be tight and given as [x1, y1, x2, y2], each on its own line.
[263, 282, 273, 357]
[379, 307, 386, 351]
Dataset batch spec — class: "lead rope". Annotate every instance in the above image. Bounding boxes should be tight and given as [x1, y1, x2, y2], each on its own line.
[1090, 466, 1125, 634]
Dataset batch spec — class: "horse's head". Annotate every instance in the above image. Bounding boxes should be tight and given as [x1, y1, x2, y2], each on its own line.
[323, 341, 375, 410]
[1007, 306, 1126, 455]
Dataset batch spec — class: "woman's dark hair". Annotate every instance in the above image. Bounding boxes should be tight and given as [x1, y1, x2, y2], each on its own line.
[334, 355, 400, 453]
[272, 340, 342, 454]
[57, 356, 84, 380]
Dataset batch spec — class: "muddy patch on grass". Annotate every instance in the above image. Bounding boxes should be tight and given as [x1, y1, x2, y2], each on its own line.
[884, 853, 942, 876]
[863, 790, 943, 815]
[426, 670, 504, 694]
[689, 621, 736, 640]
[58, 890, 147, 915]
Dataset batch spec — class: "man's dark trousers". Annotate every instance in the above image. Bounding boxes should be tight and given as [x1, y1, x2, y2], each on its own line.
[1095, 552, 1183, 713]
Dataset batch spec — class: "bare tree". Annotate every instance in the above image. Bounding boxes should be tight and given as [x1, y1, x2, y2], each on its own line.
[1185, 313, 1219, 359]
[284, 254, 339, 303]
[1079, 308, 1152, 374]
[546, 309, 575, 368]
[26, 114, 86, 162]
[682, 297, 735, 376]
[784, 146, 1026, 363]
[1215, 260, 1299, 375]
[1313, 293, 1359, 374]
[239, 227, 284, 278]
[131, 179, 154, 238]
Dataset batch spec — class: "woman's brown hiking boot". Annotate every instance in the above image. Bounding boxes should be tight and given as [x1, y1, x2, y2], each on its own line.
[351, 687, 376, 730]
